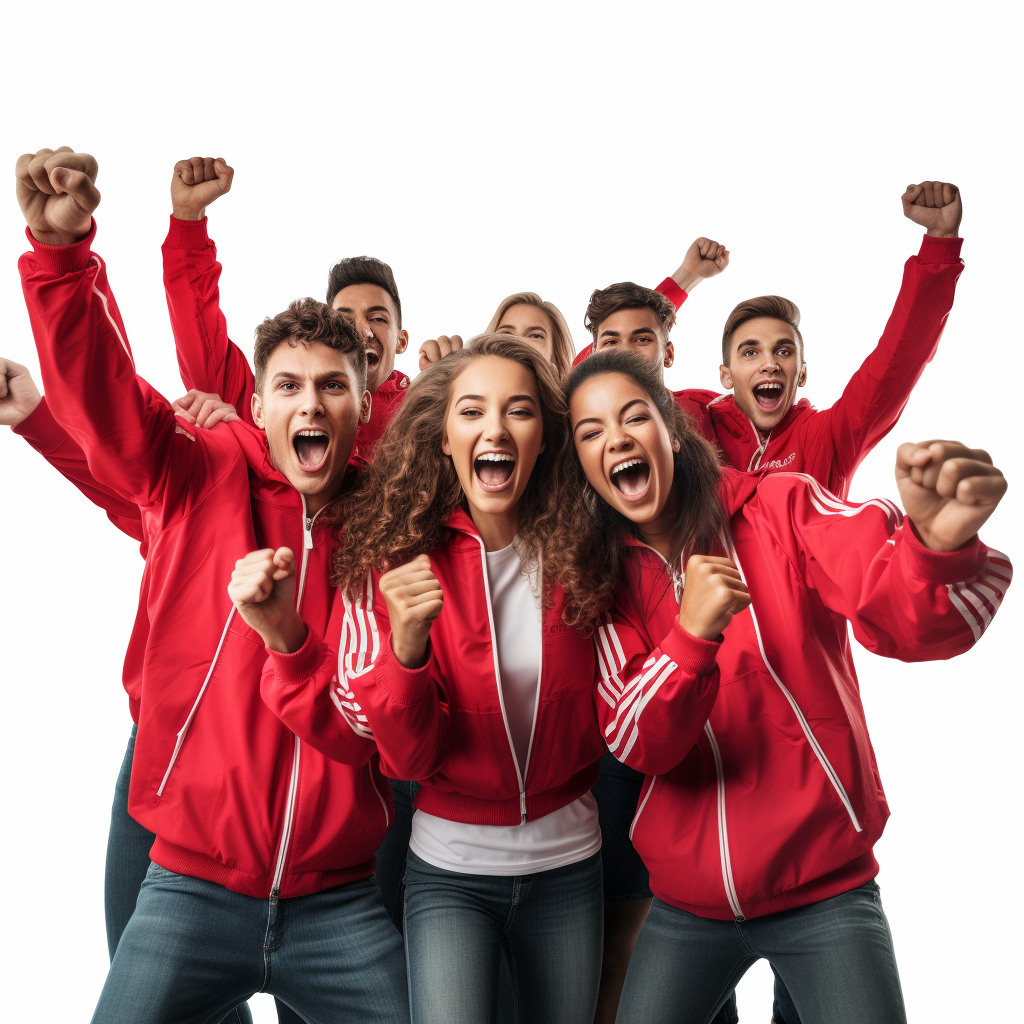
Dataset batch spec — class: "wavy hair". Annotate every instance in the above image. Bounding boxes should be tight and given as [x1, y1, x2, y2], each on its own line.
[485, 292, 576, 379]
[332, 334, 572, 599]
[547, 350, 725, 628]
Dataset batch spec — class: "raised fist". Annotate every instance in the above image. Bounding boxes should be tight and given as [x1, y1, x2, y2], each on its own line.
[171, 389, 240, 429]
[379, 553, 444, 666]
[228, 547, 307, 653]
[171, 157, 234, 222]
[0, 358, 42, 427]
[902, 181, 961, 238]
[671, 237, 730, 294]
[895, 441, 1007, 552]
[677, 555, 751, 640]
[16, 148, 100, 246]
[418, 334, 464, 372]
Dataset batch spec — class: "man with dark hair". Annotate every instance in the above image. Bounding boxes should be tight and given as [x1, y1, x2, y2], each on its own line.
[16, 145, 409, 1023]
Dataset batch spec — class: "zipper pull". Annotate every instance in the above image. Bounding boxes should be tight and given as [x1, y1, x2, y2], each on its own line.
[520, 791, 528, 825]
[304, 517, 314, 550]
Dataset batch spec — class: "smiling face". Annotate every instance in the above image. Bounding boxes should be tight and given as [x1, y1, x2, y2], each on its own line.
[495, 303, 555, 366]
[593, 307, 674, 375]
[442, 355, 546, 546]
[570, 371, 679, 542]
[251, 340, 371, 515]
[720, 317, 806, 435]
[331, 283, 409, 395]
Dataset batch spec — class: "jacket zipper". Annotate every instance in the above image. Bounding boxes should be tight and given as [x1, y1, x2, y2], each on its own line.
[704, 722, 744, 920]
[745, 416, 771, 471]
[474, 536, 538, 824]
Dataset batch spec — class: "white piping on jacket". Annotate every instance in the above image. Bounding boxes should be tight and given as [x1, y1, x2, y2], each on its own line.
[704, 721, 744, 920]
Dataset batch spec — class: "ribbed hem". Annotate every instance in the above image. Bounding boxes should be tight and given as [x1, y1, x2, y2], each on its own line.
[660, 620, 721, 675]
[917, 233, 963, 264]
[266, 629, 328, 684]
[653, 850, 879, 921]
[164, 215, 212, 250]
[376, 640, 435, 705]
[150, 838, 375, 898]
[11, 398, 64, 453]
[413, 763, 600, 826]
[901, 520, 982, 583]
[25, 220, 96, 275]
[655, 276, 689, 309]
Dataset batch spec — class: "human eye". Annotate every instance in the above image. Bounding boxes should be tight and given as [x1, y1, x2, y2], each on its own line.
[625, 413, 649, 426]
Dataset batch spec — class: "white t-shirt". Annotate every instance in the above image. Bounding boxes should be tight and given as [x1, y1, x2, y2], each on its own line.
[409, 539, 601, 875]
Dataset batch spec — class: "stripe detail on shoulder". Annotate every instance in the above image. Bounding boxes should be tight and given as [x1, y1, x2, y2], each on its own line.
[333, 573, 381, 739]
[792, 472, 902, 531]
[945, 547, 1012, 641]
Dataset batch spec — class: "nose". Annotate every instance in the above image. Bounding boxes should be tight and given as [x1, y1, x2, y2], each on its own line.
[760, 352, 782, 373]
[481, 408, 510, 443]
[298, 381, 325, 417]
[607, 425, 632, 451]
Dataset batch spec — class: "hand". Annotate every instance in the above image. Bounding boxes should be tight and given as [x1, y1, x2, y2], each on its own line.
[16, 147, 100, 245]
[677, 555, 751, 640]
[171, 389, 240, 429]
[671, 237, 730, 293]
[896, 441, 1007, 552]
[418, 334, 464, 371]
[0, 358, 42, 427]
[379, 554, 444, 667]
[228, 547, 308, 653]
[902, 181, 961, 238]
[171, 156, 234, 221]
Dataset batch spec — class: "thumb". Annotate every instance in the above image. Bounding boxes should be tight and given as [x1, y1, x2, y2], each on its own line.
[213, 159, 234, 192]
[272, 546, 296, 579]
[50, 167, 102, 215]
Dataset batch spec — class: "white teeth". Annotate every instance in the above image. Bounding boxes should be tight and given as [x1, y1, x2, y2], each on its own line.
[476, 453, 514, 462]
[755, 382, 782, 391]
[611, 458, 645, 475]
[295, 429, 327, 437]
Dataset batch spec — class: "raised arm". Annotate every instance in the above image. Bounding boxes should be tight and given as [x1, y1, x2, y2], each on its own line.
[826, 182, 964, 478]
[163, 156, 256, 424]
[656, 235, 730, 309]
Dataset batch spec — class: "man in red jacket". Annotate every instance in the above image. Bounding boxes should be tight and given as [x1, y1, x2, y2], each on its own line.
[16, 146, 409, 1024]
[582, 182, 964, 498]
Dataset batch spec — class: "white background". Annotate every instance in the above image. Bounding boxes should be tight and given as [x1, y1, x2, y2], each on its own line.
[0, 1, 1019, 1020]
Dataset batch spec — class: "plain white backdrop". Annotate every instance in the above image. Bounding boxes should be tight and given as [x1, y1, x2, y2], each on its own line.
[0, 1, 1019, 1020]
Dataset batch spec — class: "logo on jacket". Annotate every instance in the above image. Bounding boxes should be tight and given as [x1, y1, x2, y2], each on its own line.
[762, 452, 796, 471]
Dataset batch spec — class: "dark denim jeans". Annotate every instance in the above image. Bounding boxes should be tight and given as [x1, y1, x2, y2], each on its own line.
[403, 849, 604, 1024]
[616, 881, 906, 1024]
[91, 862, 409, 1024]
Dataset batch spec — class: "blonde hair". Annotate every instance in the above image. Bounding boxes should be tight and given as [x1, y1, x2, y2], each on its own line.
[486, 292, 576, 379]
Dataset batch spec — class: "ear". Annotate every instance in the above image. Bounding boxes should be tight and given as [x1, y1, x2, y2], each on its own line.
[441, 431, 451, 456]
[663, 339, 675, 369]
[797, 362, 807, 387]
[720, 364, 734, 390]
[672, 436, 681, 452]
[360, 390, 372, 424]
[251, 391, 265, 429]
[395, 329, 409, 356]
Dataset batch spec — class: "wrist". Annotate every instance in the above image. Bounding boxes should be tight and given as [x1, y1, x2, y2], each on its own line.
[171, 206, 206, 222]
[262, 612, 309, 654]
[926, 227, 960, 239]
[671, 269, 702, 293]
[391, 631, 429, 669]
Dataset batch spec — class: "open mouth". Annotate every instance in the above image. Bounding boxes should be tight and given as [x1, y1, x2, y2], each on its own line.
[365, 343, 381, 368]
[293, 429, 330, 471]
[474, 452, 516, 492]
[610, 457, 651, 499]
[753, 380, 785, 411]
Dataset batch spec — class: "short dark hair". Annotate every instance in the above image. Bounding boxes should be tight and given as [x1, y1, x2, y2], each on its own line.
[325, 256, 403, 328]
[253, 298, 367, 393]
[584, 282, 677, 342]
[721, 295, 802, 365]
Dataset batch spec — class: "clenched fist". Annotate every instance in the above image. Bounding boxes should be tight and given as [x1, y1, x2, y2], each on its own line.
[171, 156, 234, 221]
[0, 358, 42, 427]
[380, 554, 444, 667]
[902, 181, 961, 238]
[418, 335, 464, 372]
[671, 237, 730, 294]
[16, 147, 100, 246]
[677, 555, 751, 640]
[228, 547, 308, 653]
[896, 441, 1007, 552]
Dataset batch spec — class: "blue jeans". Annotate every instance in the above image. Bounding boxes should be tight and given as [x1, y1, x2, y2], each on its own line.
[403, 849, 604, 1024]
[91, 862, 409, 1024]
[616, 881, 906, 1024]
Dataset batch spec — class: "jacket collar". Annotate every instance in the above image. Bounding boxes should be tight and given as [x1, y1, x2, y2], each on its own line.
[704, 392, 816, 441]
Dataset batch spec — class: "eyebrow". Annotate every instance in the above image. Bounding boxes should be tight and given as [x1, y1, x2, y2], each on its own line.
[334, 304, 390, 317]
[499, 322, 548, 334]
[455, 393, 538, 406]
[572, 398, 649, 434]
[271, 370, 351, 385]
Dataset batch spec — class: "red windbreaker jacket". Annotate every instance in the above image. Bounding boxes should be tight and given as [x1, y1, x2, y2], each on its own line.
[162, 215, 409, 462]
[21, 223, 393, 898]
[262, 508, 606, 826]
[595, 468, 1011, 921]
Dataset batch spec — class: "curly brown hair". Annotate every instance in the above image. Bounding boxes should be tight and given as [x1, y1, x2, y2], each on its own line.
[548, 350, 725, 629]
[332, 334, 573, 602]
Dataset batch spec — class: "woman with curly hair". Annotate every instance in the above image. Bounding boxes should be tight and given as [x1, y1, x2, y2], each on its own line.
[559, 349, 1010, 1023]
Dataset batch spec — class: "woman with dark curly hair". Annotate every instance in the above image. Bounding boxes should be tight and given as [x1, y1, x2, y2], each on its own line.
[560, 349, 1010, 1023]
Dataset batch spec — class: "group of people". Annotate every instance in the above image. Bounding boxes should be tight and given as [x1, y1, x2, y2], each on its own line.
[2, 147, 1011, 1024]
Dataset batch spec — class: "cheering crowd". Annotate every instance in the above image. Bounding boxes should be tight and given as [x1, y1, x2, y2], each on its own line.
[1, 147, 1011, 1024]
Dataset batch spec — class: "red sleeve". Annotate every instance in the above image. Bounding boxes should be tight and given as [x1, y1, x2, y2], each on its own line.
[162, 216, 257, 425]
[342, 572, 450, 782]
[593, 598, 720, 776]
[13, 396, 145, 544]
[259, 627, 378, 767]
[20, 223, 219, 513]
[655, 277, 689, 310]
[823, 235, 964, 478]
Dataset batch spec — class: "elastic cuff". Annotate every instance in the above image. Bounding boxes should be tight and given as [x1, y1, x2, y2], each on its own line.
[917, 234, 963, 265]
[164, 214, 212, 250]
[900, 519, 982, 583]
[266, 629, 327, 685]
[24, 220, 96, 275]
[377, 640, 435, 705]
[11, 397, 64, 453]
[655, 277, 689, 310]
[661, 620, 722, 675]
